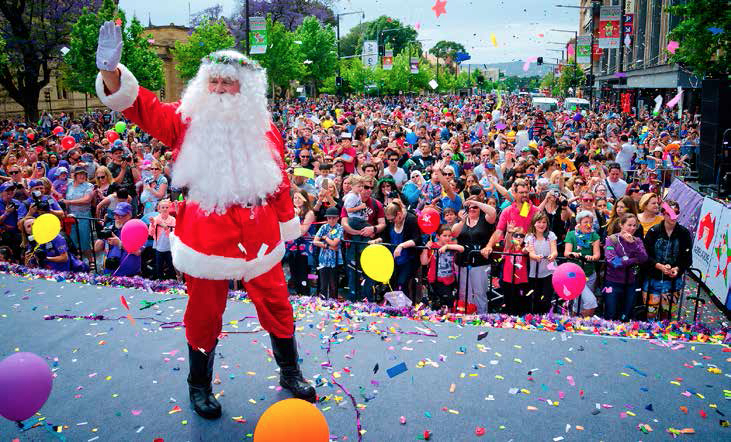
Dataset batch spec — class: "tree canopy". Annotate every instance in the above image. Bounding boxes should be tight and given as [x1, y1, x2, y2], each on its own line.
[63, 0, 163, 97]
[0, 0, 104, 120]
[667, 0, 730, 78]
[172, 19, 236, 81]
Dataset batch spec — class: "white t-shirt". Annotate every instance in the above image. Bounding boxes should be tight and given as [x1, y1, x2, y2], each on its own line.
[615, 142, 637, 173]
[383, 167, 407, 188]
[605, 178, 628, 200]
[525, 231, 558, 278]
[343, 191, 366, 220]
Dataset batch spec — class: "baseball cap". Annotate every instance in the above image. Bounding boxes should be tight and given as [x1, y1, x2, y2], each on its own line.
[0, 182, 16, 193]
[72, 165, 88, 175]
[324, 207, 340, 218]
[55, 166, 69, 177]
[110, 145, 124, 153]
[653, 146, 663, 153]
[28, 179, 43, 188]
[113, 202, 132, 217]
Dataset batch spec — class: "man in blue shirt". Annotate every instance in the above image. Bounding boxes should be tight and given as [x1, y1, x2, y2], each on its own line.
[0, 182, 27, 261]
[93, 202, 141, 276]
[24, 180, 64, 219]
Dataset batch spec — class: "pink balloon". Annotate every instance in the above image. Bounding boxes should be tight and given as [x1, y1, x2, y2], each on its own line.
[552, 262, 587, 301]
[120, 219, 148, 253]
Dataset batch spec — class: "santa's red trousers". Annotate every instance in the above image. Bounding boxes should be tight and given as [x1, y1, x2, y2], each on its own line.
[183, 263, 293, 353]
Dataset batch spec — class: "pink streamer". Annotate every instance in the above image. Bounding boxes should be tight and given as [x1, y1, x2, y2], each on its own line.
[666, 90, 683, 108]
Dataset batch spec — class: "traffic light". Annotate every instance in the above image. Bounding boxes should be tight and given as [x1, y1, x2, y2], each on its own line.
[537, 57, 543, 66]
[335, 76, 343, 87]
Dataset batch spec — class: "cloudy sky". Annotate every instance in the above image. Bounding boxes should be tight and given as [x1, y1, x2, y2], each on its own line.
[119, 0, 582, 63]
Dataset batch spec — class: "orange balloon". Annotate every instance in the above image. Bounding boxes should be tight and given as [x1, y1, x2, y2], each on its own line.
[254, 399, 329, 442]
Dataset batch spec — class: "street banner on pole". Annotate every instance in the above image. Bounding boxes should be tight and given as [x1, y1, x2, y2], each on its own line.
[362, 41, 378, 68]
[577, 36, 592, 64]
[410, 57, 419, 74]
[598, 5, 620, 49]
[383, 50, 393, 70]
[249, 16, 267, 54]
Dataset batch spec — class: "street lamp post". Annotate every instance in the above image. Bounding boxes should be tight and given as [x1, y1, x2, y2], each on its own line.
[555, 2, 602, 107]
[379, 27, 404, 68]
[551, 29, 580, 96]
[336, 10, 365, 95]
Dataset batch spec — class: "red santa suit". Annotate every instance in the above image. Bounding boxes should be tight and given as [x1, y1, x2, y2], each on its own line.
[96, 63, 300, 353]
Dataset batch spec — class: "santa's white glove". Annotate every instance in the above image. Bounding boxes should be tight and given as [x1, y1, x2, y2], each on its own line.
[96, 21, 123, 71]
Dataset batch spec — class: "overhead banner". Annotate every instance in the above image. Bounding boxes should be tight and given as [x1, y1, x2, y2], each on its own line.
[598, 5, 621, 49]
[382, 50, 393, 70]
[249, 16, 267, 54]
[410, 57, 419, 74]
[362, 40, 378, 68]
[576, 35, 592, 64]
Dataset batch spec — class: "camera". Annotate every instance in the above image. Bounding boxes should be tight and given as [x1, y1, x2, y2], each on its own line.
[121, 154, 132, 162]
[98, 228, 115, 240]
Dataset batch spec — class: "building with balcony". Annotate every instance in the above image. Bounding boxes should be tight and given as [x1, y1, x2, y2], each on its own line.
[577, 0, 700, 113]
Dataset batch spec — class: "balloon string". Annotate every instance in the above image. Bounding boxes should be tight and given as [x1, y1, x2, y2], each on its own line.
[110, 254, 130, 278]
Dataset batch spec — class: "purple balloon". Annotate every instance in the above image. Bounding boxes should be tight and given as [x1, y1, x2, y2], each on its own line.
[495, 123, 507, 130]
[0, 353, 53, 421]
[573, 113, 583, 122]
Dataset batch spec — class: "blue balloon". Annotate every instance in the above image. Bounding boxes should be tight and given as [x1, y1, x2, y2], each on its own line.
[405, 132, 418, 145]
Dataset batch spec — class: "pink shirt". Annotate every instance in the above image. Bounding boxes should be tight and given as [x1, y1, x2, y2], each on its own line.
[496, 202, 538, 236]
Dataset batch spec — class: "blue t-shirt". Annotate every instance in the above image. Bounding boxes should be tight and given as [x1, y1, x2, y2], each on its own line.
[103, 225, 142, 277]
[440, 194, 462, 221]
[42, 235, 70, 272]
[0, 198, 27, 231]
[390, 228, 408, 266]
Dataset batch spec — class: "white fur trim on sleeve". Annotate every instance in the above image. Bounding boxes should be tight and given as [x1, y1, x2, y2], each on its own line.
[95, 63, 139, 112]
[280, 217, 301, 242]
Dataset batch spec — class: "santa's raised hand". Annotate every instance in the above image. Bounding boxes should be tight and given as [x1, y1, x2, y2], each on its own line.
[96, 21, 123, 71]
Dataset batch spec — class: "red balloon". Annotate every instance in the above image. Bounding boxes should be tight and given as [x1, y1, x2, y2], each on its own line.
[105, 130, 119, 143]
[61, 136, 76, 150]
[417, 207, 440, 235]
[52, 126, 64, 135]
[27, 132, 34, 141]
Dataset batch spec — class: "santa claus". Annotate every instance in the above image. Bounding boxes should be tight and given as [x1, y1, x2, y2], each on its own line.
[95, 22, 316, 419]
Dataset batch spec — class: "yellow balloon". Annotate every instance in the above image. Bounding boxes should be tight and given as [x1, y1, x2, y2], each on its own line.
[32, 213, 61, 245]
[360, 244, 394, 284]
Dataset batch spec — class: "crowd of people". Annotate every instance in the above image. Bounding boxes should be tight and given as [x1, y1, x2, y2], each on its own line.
[0, 91, 700, 322]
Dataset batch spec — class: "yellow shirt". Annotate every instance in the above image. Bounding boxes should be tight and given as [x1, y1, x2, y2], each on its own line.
[507, 130, 516, 142]
[639, 215, 663, 236]
[555, 156, 576, 173]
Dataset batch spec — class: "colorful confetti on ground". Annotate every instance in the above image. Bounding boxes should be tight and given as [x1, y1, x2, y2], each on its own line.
[0, 272, 729, 441]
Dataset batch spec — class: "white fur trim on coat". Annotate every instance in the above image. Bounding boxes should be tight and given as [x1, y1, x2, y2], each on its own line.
[95, 64, 139, 112]
[280, 217, 301, 243]
[169, 233, 284, 281]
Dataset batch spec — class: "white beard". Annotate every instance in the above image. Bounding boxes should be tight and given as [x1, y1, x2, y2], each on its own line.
[172, 71, 282, 215]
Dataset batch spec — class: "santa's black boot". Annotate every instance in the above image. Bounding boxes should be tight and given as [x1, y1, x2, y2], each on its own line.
[187, 343, 222, 419]
[270, 334, 317, 402]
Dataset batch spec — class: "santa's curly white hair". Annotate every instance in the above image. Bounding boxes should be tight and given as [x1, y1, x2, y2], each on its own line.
[172, 50, 282, 214]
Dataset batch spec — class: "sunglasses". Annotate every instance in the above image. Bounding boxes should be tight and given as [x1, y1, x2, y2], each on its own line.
[582, 198, 594, 202]
[363, 185, 373, 190]
[9, 170, 20, 174]
[576, 182, 585, 185]
[300, 156, 310, 159]
[96, 175, 106, 179]
[513, 234, 526, 238]
[150, 167, 160, 170]
[444, 172, 454, 176]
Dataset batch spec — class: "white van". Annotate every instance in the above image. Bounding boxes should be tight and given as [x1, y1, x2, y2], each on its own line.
[532, 97, 559, 112]
[564, 97, 590, 110]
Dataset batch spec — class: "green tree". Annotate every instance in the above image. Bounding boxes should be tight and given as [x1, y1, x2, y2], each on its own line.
[380, 51, 430, 94]
[0, 0, 105, 121]
[172, 19, 236, 81]
[252, 17, 303, 97]
[540, 71, 560, 96]
[295, 16, 337, 95]
[348, 16, 418, 58]
[339, 21, 368, 57]
[557, 63, 586, 97]
[429, 40, 466, 74]
[667, 0, 729, 77]
[61, 0, 163, 104]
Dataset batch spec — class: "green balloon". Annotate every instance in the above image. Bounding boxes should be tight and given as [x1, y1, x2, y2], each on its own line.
[115, 121, 127, 133]
[571, 105, 577, 111]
